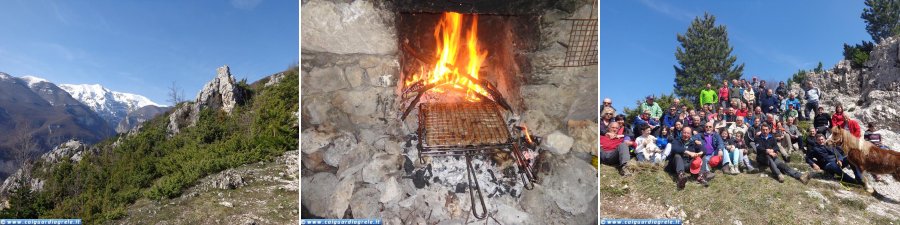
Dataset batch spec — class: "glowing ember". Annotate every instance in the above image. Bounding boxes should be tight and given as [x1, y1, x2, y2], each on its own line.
[405, 12, 489, 102]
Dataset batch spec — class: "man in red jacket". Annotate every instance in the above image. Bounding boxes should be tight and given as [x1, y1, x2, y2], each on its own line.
[600, 122, 633, 176]
[843, 117, 862, 138]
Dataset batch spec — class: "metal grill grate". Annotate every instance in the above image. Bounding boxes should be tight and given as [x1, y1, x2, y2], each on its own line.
[558, 0, 597, 67]
[418, 102, 510, 149]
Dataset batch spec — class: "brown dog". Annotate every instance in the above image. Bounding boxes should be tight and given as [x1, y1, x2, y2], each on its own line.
[829, 126, 900, 193]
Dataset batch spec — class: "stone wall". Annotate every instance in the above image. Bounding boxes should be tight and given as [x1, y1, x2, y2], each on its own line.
[301, 0, 598, 223]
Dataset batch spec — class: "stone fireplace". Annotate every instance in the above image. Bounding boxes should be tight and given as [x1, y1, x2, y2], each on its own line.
[301, 0, 598, 223]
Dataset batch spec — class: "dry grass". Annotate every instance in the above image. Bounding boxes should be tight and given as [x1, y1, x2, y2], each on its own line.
[600, 151, 900, 225]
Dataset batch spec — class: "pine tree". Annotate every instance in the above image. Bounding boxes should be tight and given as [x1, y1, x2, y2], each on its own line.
[674, 12, 744, 105]
[862, 0, 900, 43]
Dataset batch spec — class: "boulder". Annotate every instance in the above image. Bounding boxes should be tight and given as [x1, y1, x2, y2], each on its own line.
[567, 120, 598, 155]
[195, 65, 244, 115]
[542, 130, 574, 155]
[349, 187, 382, 219]
[301, 0, 397, 55]
[541, 155, 597, 214]
[301, 172, 355, 218]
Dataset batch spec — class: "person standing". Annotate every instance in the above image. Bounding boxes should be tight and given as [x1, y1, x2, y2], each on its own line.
[699, 83, 719, 110]
[719, 80, 730, 108]
[804, 81, 820, 121]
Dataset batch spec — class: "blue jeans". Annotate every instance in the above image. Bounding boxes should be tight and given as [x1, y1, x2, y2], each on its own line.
[823, 157, 863, 184]
[723, 148, 741, 167]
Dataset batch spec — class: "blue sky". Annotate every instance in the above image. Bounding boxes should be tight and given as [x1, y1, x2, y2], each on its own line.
[0, 0, 298, 105]
[601, 0, 869, 109]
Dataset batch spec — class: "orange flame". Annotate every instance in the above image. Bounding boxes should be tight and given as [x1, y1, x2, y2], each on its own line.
[522, 125, 534, 145]
[405, 12, 489, 102]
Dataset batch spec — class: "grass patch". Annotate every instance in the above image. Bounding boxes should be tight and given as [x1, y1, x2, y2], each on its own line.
[600, 150, 897, 224]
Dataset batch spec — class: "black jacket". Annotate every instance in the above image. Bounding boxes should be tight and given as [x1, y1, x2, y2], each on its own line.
[670, 136, 702, 156]
[805, 143, 842, 168]
[755, 133, 778, 161]
[813, 112, 831, 128]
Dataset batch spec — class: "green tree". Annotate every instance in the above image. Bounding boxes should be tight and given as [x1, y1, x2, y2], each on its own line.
[842, 41, 875, 68]
[862, 0, 900, 43]
[814, 62, 824, 74]
[674, 12, 744, 105]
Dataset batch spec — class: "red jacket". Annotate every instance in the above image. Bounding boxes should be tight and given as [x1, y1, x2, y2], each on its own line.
[719, 87, 729, 100]
[831, 113, 846, 129]
[735, 109, 749, 118]
[846, 119, 862, 138]
[600, 135, 624, 152]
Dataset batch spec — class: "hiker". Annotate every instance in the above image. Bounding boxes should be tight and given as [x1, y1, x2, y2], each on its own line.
[720, 130, 743, 174]
[732, 131, 757, 173]
[760, 89, 780, 115]
[776, 81, 788, 98]
[600, 122, 633, 176]
[641, 96, 663, 121]
[636, 125, 669, 163]
[842, 117, 863, 139]
[693, 122, 732, 175]
[614, 114, 633, 139]
[864, 122, 885, 149]
[719, 80, 730, 108]
[774, 121, 795, 162]
[756, 124, 809, 183]
[662, 106, 679, 128]
[601, 98, 616, 117]
[804, 81, 820, 121]
[743, 82, 756, 109]
[813, 106, 831, 135]
[599, 107, 615, 134]
[668, 127, 708, 189]
[633, 110, 659, 136]
[806, 134, 863, 184]
[730, 80, 743, 110]
[784, 117, 802, 153]
[700, 83, 718, 110]
[799, 126, 818, 154]
[831, 104, 847, 129]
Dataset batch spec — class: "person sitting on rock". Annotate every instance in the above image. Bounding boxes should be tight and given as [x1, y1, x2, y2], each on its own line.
[783, 93, 801, 114]
[841, 116, 863, 139]
[689, 115, 704, 135]
[735, 102, 749, 122]
[776, 81, 789, 98]
[756, 124, 809, 183]
[693, 122, 733, 175]
[633, 110, 659, 136]
[720, 130, 744, 174]
[773, 121, 795, 162]
[667, 127, 706, 189]
[636, 125, 668, 163]
[830, 104, 848, 129]
[615, 114, 634, 139]
[599, 107, 616, 134]
[782, 104, 799, 121]
[784, 117, 802, 152]
[864, 122, 886, 149]
[760, 89, 780, 115]
[806, 134, 864, 185]
[662, 106, 679, 128]
[728, 116, 750, 140]
[732, 131, 757, 173]
[799, 126, 818, 154]
[600, 122, 633, 176]
[813, 106, 831, 135]
[700, 83, 719, 110]
[641, 96, 663, 121]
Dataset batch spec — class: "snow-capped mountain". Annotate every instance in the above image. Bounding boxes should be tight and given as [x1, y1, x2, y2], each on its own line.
[58, 83, 163, 130]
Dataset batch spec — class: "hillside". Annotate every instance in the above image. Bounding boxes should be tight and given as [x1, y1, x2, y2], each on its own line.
[602, 36, 900, 224]
[0, 66, 298, 224]
[0, 73, 114, 181]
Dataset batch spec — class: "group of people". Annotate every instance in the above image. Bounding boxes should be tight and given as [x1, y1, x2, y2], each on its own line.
[599, 77, 890, 190]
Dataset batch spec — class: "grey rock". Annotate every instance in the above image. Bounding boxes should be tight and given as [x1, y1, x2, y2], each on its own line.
[522, 109, 559, 137]
[264, 72, 285, 87]
[568, 120, 598, 155]
[542, 154, 598, 214]
[349, 187, 381, 219]
[378, 176, 401, 203]
[116, 105, 169, 133]
[494, 204, 530, 224]
[303, 66, 348, 95]
[207, 169, 245, 190]
[362, 153, 400, 184]
[542, 130, 574, 155]
[195, 65, 244, 115]
[301, 0, 397, 55]
[301, 172, 355, 218]
[345, 66, 366, 88]
[323, 131, 358, 167]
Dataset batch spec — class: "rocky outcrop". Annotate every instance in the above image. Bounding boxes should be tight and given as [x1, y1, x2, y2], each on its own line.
[167, 65, 246, 136]
[0, 140, 90, 207]
[802, 36, 900, 131]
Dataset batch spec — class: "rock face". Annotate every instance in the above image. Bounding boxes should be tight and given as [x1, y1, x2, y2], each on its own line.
[167, 65, 246, 136]
[116, 105, 170, 133]
[542, 130, 574, 155]
[301, 0, 397, 55]
[804, 36, 900, 131]
[0, 140, 90, 206]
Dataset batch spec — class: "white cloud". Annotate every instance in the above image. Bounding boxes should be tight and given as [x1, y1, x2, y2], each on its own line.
[637, 0, 697, 22]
